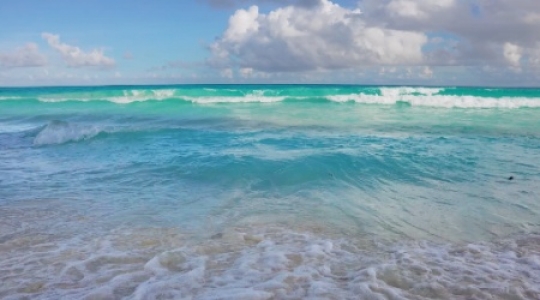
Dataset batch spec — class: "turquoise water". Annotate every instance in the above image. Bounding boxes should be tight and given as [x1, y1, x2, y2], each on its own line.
[1, 85, 539, 299]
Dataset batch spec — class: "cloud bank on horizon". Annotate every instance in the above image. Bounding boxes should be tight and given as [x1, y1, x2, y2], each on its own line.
[0, 0, 539, 86]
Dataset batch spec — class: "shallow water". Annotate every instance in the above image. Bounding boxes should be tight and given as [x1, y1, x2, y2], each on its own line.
[1, 85, 539, 299]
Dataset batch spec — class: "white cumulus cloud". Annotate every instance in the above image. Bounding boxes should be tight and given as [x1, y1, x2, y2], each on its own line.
[42, 33, 115, 68]
[220, 68, 234, 78]
[364, 0, 540, 69]
[503, 43, 522, 67]
[0, 43, 47, 68]
[385, 0, 455, 19]
[210, 0, 428, 72]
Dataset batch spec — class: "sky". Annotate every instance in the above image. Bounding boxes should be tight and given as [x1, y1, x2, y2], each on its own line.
[0, 0, 539, 86]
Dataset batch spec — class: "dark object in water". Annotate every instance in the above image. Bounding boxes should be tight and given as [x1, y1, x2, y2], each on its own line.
[211, 233, 223, 239]
[508, 176, 514, 181]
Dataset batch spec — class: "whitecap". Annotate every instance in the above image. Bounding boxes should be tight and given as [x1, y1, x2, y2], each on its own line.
[327, 94, 540, 108]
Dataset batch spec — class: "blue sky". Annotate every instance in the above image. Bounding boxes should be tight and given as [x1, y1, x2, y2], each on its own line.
[0, 0, 539, 86]
[0, 1, 229, 84]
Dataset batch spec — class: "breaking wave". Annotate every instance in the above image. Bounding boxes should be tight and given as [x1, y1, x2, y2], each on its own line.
[2, 86, 534, 108]
[36, 89, 178, 104]
[326, 94, 540, 108]
[33, 120, 104, 146]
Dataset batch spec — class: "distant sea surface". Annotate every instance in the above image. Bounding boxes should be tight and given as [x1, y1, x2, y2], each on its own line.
[1, 85, 539, 299]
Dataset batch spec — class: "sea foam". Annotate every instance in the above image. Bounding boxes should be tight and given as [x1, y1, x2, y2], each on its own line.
[184, 95, 286, 104]
[25, 87, 540, 108]
[0, 224, 538, 300]
[327, 94, 540, 108]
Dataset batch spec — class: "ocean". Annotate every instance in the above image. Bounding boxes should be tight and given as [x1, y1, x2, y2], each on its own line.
[0, 85, 539, 299]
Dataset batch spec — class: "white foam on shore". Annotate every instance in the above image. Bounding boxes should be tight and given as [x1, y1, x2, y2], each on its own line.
[0, 224, 538, 300]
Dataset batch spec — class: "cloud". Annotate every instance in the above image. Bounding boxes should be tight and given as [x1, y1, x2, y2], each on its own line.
[204, 0, 321, 9]
[239, 67, 254, 78]
[503, 43, 522, 68]
[209, 0, 540, 76]
[384, 0, 455, 19]
[0, 43, 47, 68]
[123, 52, 134, 60]
[41, 33, 115, 68]
[210, 0, 428, 72]
[220, 68, 234, 78]
[363, 0, 540, 68]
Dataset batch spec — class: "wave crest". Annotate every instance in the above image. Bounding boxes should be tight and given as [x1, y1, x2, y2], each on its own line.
[37, 89, 178, 104]
[327, 94, 540, 108]
[3, 86, 539, 109]
[33, 120, 102, 145]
